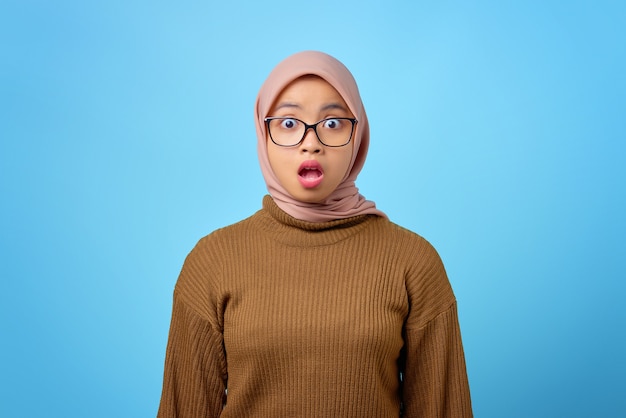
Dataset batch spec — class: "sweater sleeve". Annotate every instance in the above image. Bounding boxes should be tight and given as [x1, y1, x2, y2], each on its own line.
[157, 292, 227, 417]
[400, 235, 472, 417]
[401, 302, 473, 417]
[157, 237, 227, 418]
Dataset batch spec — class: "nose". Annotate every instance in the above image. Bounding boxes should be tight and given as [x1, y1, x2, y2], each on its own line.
[299, 126, 322, 153]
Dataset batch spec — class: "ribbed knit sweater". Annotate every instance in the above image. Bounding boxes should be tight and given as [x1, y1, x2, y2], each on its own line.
[157, 196, 472, 417]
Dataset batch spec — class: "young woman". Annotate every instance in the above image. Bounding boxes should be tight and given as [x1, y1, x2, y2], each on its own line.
[157, 51, 473, 417]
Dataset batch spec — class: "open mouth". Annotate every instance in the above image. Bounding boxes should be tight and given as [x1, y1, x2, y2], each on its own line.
[298, 160, 324, 188]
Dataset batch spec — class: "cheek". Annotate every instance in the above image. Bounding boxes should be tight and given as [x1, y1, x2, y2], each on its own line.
[266, 141, 281, 172]
[339, 145, 355, 178]
[267, 143, 293, 180]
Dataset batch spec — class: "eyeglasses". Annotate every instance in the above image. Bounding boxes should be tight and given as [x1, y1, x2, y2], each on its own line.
[265, 117, 357, 147]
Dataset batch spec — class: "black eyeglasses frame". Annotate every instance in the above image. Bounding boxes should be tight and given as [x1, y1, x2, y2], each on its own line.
[264, 117, 358, 148]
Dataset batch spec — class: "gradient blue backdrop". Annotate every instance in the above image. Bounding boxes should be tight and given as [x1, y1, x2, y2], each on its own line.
[1, 1, 624, 417]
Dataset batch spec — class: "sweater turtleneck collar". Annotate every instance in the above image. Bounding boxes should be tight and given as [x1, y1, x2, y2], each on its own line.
[255, 195, 380, 247]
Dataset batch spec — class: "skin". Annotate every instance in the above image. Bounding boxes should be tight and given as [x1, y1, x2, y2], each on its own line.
[267, 76, 355, 203]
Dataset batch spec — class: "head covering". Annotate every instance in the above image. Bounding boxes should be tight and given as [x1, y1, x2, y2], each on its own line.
[255, 50, 386, 222]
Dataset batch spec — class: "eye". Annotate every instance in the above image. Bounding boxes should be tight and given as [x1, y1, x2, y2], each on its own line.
[322, 118, 343, 130]
[279, 118, 299, 129]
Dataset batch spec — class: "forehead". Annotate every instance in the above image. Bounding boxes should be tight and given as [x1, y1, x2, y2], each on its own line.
[271, 75, 350, 112]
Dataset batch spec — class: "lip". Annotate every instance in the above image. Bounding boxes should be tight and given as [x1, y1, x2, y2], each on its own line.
[297, 160, 324, 189]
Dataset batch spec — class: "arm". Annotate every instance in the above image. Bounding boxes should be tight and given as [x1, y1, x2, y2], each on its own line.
[157, 237, 227, 417]
[401, 302, 473, 418]
[399, 234, 472, 417]
[157, 292, 227, 418]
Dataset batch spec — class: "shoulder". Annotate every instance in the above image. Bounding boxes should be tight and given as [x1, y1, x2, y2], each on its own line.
[174, 210, 263, 300]
[370, 217, 442, 264]
[364, 217, 448, 285]
[191, 209, 264, 254]
[372, 218, 455, 327]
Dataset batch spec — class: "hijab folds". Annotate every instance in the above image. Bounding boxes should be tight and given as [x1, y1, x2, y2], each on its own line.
[255, 51, 386, 222]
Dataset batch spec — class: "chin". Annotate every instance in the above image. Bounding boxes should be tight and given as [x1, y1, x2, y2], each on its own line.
[291, 190, 330, 204]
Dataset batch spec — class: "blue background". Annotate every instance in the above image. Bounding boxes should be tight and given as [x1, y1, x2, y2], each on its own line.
[1, 1, 624, 417]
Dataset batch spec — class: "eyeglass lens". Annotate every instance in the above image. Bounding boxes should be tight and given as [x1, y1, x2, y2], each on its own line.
[267, 118, 355, 147]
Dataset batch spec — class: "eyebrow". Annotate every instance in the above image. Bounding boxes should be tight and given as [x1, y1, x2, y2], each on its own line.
[321, 102, 349, 112]
[273, 102, 301, 111]
[273, 102, 350, 113]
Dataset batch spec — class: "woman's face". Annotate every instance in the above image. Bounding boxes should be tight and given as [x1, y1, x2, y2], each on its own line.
[266, 76, 355, 204]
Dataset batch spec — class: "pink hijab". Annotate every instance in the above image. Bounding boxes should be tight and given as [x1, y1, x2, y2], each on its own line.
[255, 51, 387, 222]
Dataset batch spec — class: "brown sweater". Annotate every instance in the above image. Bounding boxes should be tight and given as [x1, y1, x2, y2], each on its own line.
[157, 196, 472, 417]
